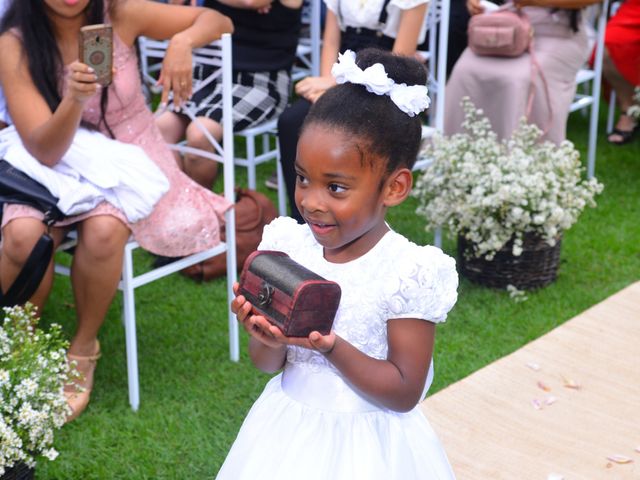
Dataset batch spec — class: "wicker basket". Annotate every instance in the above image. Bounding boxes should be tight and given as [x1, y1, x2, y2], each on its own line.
[457, 233, 562, 290]
[1, 462, 35, 480]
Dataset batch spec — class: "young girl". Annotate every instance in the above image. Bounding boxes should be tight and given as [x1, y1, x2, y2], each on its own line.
[219, 48, 458, 479]
[0, 0, 232, 421]
[276, 0, 429, 222]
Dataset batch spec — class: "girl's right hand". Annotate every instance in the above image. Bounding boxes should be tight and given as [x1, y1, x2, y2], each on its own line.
[64, 61, 100, 104]
[232, 283, 283, 349]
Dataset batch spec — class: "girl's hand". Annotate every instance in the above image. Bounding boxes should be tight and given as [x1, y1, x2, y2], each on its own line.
[157, 34, 193, 109]
[64, 61, 100, 104]
[232, 283, 283, 349]
[265, 325, 337, 354]
[295, 76, 336, 103]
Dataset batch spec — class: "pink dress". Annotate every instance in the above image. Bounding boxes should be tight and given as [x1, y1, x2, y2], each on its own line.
[2, 33, 231, 257]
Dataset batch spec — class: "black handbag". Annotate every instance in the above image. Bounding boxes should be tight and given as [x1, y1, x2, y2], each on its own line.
[0, 159, 64, 307]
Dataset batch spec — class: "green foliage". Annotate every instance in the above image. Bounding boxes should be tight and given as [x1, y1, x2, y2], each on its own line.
[35, 109, 639, 478]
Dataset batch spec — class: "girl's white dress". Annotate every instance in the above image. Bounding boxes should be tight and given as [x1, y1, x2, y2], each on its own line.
[217, 217, 459, 480]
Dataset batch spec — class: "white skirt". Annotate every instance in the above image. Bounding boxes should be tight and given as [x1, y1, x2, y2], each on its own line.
[216, 365, 455, 479]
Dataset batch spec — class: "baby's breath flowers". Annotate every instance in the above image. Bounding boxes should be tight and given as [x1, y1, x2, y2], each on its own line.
[413, 97, 603, 260]
[1, 303, 74, 474]
[626, 86, 640, 121]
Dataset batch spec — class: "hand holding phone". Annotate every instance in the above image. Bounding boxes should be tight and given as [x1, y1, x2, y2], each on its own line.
[79, 24, 113, 86]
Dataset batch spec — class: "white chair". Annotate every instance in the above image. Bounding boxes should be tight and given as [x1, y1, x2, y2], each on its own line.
[414, 0, 450, 172]
[292, 0, 322, 81]
[139, 37, 290, 215]
[604, 1, 622, 134]
[56, 34, 238, 411]
[414, 0, 450, 248]
[568, 0, 609, 179]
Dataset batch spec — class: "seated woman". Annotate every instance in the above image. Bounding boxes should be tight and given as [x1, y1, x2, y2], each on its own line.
[445, 0, 602, 145]
[0, 0, 232, 421]
[278, 0, 429, 223]
[155, 0, 303, 190]
[602, 0, 640, 145]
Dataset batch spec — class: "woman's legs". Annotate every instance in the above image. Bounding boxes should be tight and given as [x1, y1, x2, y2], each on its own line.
[156, 110, 222, 189]
[0, 217, 67, 310]
[69, 215, 130, 357]
[277, 98, 312, 223]
[155, 110, 191, 170]
[602, 47, 637, 143]
[183, 116, 223, 189]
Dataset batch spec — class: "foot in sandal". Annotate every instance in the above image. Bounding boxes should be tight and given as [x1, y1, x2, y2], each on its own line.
[607, 113, 639, 145]
[64, 340, 101, 423]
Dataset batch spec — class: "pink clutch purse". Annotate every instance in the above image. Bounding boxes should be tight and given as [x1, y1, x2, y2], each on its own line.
[467, 6, 532, 57]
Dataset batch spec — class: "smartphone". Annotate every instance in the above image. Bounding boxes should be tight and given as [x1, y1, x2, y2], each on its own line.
[79, 24, 113, 86]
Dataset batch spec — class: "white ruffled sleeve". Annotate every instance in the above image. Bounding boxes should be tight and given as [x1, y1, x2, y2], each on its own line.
[381, 244, 458, 324]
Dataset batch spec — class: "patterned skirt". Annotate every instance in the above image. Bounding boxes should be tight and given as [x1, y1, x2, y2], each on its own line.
[188, 67, 291, 131]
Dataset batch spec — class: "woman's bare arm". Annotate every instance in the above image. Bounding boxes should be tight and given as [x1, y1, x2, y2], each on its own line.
[0, 33, 97, 166]
[392, 3, 428, 56]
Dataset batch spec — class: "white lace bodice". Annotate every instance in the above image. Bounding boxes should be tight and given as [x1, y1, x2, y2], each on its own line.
[258, 217, 458, 375]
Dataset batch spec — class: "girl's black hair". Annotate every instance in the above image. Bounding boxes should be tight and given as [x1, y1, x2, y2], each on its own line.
[302, 48, 428, 174]
[0, 0, 115, 137]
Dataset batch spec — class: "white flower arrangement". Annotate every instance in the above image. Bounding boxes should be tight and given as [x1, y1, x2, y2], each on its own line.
[0, 304, 74, 475]
[413, 98, 604, 260]
[627, 86, 640, 121]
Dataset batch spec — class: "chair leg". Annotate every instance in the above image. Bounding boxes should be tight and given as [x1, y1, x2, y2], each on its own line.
[276, 155, 287, 217]
[434, 227, 443, 249]
[607, 90, 617, 134]
[121, 246, 140, 411]
[246, 134, 257, 190]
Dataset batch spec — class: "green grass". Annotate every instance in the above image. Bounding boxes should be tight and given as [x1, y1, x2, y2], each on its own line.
[35, 106, 639, 479]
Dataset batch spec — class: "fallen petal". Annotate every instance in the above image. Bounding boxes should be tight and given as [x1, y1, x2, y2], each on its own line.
[545, 395, 557, 406]
[606, 454, 633, 464]
[561, 375, 581, 390]
[547, 474, 564, 480]
[532, 399, 543, 410]
[635, 446, 640, 453]
[537, 381, 551, 392]
[526, 362, 541, 371]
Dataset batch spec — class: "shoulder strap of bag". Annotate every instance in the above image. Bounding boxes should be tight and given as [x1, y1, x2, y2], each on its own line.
[525, 37, 554, 136]
[504, 5, 554, 135]
[0, 234, 53, 307]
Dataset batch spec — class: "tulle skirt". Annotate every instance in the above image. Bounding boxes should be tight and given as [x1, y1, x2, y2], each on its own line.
[216, 367, 455, 480]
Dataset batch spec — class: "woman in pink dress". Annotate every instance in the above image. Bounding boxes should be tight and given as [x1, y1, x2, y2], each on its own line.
[0, 0, 232, 421]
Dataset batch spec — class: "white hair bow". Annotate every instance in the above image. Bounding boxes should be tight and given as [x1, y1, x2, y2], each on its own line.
[330, 50, 430, 117]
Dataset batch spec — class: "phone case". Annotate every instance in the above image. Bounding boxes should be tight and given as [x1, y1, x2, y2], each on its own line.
[79, 24, 113, 86]
[238, 250, 342, 337]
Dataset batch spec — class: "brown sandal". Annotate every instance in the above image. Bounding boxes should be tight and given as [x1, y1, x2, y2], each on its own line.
[64, 340, 101, 423]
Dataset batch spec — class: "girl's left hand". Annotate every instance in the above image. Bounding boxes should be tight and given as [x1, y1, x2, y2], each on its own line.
[157, 34, 193, 109]
[264, 324, 337, 353]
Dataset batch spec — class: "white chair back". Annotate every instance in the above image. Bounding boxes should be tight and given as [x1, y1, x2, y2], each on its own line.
[568, 0, 609, 179]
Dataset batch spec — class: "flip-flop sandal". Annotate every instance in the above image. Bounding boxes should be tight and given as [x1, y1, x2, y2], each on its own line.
[607, 126, 639, 145]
